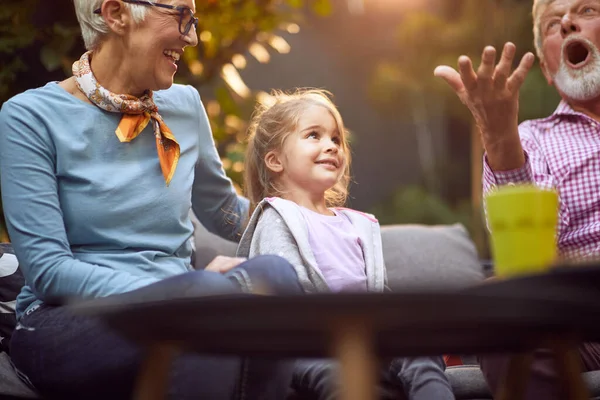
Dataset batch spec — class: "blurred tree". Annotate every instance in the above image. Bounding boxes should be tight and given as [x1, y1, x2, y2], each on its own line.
[368, 0, 561, 254]
[0, 0, 332, 242]
[370, 185, 472, 230]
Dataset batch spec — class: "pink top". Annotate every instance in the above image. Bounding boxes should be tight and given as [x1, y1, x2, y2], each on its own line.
[483, 100, 600, 261]
[298, 206, 368, 292]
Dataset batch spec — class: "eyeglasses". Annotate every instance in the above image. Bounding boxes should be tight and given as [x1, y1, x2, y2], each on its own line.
[94, 0, 199, 36]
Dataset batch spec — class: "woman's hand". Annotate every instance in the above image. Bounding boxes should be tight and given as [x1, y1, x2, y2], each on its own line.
[205, 255, 247, 273]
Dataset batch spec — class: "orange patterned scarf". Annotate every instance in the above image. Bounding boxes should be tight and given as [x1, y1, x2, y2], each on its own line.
[73, 51, 180, 185]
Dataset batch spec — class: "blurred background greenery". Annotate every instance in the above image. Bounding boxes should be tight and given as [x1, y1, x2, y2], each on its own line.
[365, 0, 560, 252]
[0, 0, 561, 256]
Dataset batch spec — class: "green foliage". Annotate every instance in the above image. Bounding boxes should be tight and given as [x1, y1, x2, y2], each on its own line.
[0, 2, 37, 100]
[518, 66, 562, 122]
[0, 0, 332, 242]
[370, 185, 472, 230]
[366, 0, 559, 256]
[368, 0, 555, 122]
[367, 0, 561, 247]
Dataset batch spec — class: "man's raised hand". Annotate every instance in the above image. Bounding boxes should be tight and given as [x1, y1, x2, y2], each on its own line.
[434, 42, 535, 170]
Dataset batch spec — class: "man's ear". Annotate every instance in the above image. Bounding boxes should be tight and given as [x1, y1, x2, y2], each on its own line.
[540, 59, 553, 86]
[264, 151, 283, 173]
[101, 0, 131, 36]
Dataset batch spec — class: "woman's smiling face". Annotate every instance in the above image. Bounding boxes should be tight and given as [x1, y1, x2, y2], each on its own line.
[123, 0, 198, 93]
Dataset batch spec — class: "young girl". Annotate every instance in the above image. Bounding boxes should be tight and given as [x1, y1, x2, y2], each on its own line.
[237, 89, 454, 400]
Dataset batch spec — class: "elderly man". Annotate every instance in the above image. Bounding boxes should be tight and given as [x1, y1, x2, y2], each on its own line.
[435, 0, 600, 398]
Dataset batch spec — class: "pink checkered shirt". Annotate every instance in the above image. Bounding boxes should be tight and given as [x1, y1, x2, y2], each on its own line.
[483, 100, 600, 261]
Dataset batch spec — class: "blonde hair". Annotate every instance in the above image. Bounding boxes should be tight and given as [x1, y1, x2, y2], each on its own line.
[244, 89, 352, 210]
[532, 0, 556, 60]
[73, 0, 148, 50]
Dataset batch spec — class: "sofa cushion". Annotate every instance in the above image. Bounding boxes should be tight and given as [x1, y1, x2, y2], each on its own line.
[0, 352, 38, 398]
[586, 369, 600, 400]
[191, 213, 238, 269]
[380, 224, 484, 290]
[0, 245, 22, 354]
[446, 365, 492, 399]
[446, 364, 600, 400]
[191, 216, 485, 287]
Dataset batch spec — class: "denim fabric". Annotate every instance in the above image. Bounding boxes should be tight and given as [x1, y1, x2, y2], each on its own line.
[9, 255, 302, 400]
[389, 356, 454, 400]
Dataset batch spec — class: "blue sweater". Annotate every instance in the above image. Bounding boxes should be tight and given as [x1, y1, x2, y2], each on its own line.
[0, 82, 249, 319]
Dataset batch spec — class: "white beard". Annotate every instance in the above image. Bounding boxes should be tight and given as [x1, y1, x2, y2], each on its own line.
[553, 37, 600, 101]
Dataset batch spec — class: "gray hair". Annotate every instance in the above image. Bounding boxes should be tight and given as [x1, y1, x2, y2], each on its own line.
[532, 0, 556, 60]
[73, 0, 148, 50]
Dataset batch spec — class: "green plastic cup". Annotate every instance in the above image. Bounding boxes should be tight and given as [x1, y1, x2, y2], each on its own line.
[485, 184, 559, 278]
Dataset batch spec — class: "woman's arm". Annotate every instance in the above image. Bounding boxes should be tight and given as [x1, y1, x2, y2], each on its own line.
[0, 100, 158, 304]
[190, 88, 249, 242]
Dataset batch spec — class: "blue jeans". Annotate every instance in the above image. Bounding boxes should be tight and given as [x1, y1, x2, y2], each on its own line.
[293, 356, 454, 400]
[10, 255, 303, 400]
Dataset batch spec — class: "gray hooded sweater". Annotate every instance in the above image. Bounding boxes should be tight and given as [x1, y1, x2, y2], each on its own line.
[237, 197, 387, 294]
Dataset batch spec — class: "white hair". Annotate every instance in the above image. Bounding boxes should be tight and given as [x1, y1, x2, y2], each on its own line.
[532, 0, 556, 60]
[73, 0, 149, 50]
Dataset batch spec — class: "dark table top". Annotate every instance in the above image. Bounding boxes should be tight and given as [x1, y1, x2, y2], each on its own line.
[71, 265, 600, 358]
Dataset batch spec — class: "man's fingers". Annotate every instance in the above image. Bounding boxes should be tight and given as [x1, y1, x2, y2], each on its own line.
[477, 46, 497, 85]
[493, 42, 516, 89]
[433, 65, 465, 93]
[457, 56, 478, 91]
[507, 52, 536, 93]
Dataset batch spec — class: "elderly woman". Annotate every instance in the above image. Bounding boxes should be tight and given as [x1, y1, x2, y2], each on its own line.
[0, 0, 302, 398]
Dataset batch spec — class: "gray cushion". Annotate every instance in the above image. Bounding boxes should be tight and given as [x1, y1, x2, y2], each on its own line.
[191, 213, 237, 269]
[446, 365, 492, 399]
[191, 217, 485, 288]
[585, 370, 600, 400]
[0, 352, 39, 398]
[446, 364, 600, 400]
[0, 245, 23, 354]
[381, 223, 484, 290]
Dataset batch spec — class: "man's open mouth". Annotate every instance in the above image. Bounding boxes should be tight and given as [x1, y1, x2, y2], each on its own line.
[565, 40, 591, 68]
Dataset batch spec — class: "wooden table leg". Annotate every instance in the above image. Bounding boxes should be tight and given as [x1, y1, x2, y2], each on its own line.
[133, 343, 176, 400]
[550, 339, 589, 400]
[331, 319, 377, 400]
[496, 352, 533, 400]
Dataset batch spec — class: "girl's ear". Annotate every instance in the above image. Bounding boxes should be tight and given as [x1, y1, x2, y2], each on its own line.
[264, 151, 283, 173]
